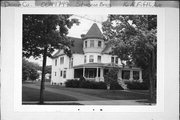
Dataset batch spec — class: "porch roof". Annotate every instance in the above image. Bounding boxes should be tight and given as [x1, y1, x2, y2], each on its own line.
[73, 63, 122, 69]
[73, 63, 142, 70]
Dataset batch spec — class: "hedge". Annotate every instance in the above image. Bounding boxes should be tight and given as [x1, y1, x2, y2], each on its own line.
[65, 79, 125, 90]
[65, 79, 107, 89]
[126, 81, 148, 90]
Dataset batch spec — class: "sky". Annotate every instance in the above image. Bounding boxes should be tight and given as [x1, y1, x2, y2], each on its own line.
[27, 14, 108, 66]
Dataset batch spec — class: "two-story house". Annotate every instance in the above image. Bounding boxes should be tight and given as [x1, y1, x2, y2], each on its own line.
[51, 23, 143, 87]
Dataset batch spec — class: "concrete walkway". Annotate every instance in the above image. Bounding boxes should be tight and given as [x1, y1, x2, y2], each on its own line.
[23, 84, 149, 105]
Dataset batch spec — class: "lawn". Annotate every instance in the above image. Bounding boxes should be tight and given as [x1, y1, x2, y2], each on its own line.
[22, 86, 78, 101]
[44, 84, 150, 100]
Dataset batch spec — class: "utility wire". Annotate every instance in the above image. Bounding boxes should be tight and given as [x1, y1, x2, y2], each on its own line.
[73, 14, 103, 24]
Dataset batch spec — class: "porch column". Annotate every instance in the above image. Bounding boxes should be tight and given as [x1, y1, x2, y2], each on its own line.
[129, 70, 133, 81]
[139, 70, 143, 83]
[96, 67, 99, 81]
[83, 67, 85, 77]
[100, 68, 104, 81]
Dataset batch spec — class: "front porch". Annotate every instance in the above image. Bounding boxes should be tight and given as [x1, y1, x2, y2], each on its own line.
[73, 63, 143, 83]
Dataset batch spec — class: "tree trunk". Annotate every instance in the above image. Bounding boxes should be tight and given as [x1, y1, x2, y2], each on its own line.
[39, 46, 48, 104]
[149, 48, 156, 104]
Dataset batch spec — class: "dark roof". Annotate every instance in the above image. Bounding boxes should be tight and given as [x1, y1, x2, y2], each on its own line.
[52, 37, 83, 58]
[73, 63, 122, 69]
[83, 23, 104, 40]
[70, 37, 84, 54]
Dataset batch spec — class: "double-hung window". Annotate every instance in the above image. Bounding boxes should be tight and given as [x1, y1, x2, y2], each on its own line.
[97, 56, 101, 63]
[89, 55, 94, 63]
[90, 40, 94, 47]
[60, 57, 64, 64]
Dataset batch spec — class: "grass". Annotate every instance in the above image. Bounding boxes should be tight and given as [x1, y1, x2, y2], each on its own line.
[22, 86, 78, 101]
[45, 84, 150, 100]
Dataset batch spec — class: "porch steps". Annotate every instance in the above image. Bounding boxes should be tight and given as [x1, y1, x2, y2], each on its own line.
[117, 79, 128, 90]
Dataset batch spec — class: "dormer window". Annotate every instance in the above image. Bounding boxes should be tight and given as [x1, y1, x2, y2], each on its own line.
[90, 40, 94, 47]
[98, 41, 102, 47]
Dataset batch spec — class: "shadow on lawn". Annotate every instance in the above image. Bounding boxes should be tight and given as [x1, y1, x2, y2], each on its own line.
[22, 103, 83, 105]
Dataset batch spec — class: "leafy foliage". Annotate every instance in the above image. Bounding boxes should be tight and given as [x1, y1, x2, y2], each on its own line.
[104, 68, 123, 90]
[22, 58, 39, 81]
[65, 79, 107, 89]
[102, 15, 157, 102]
[23, 15, 79, 58]
[102, 15, 157, 69]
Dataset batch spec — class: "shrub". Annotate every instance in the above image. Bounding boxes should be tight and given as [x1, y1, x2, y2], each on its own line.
[110, 81, 123, 90]
[65, 79, 107, 89]
[126, 81, 148, 90]
[65, 79, 80, 88]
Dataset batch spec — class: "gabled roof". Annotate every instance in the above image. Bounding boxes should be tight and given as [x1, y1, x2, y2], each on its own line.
[52, 37, 84, 58]
[83, 23, 104, 40]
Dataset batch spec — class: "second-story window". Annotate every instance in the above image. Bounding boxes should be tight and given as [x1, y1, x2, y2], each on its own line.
[111, 57, 114, 63]
[60, 57, 64, 64]
[55, 59, 57, 66]
[84, 55, 86, 63]
[89, 55, 94, 63]
[115, 57, 118, 64]
[97, 55, 101, 63]
[85, 41, 87, 48]
[90, 40, 94, 47]
[98, 41, 102, 47]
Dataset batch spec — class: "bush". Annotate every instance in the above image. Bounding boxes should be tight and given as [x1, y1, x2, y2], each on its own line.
[65, 79, 80, 88]
[126, 81, 148, 90]
[65, 79, 107, 89]
[110, 81, 123, 90]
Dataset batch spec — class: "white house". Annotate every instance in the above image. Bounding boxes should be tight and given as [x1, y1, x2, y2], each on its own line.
[51, 23, 143, 87]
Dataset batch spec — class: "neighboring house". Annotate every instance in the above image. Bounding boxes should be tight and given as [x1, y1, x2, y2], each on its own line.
[51, 23, 143, 86]
[37, 70, 51, 82]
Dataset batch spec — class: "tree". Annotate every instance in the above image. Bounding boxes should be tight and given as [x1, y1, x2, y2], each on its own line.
[104, 67, 121, 90]
[102, 15, 157, 103]
[22, 58, 39, 81]
[23, 15, 79, 104]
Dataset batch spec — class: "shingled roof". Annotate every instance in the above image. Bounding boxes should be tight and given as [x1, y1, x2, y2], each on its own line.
[52, 37, 83, 58]
[83, 23, 104, 40]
